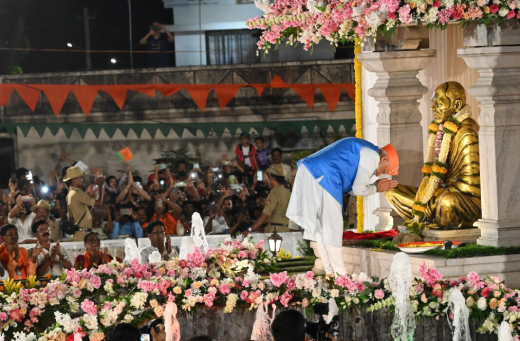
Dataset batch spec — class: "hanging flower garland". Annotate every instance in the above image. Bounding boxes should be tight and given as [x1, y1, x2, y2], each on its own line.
[354, 38, 364, 233]
[409, 105, 472, 223]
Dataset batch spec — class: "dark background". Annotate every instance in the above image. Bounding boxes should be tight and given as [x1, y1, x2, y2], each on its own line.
[0, 0, 173, 74]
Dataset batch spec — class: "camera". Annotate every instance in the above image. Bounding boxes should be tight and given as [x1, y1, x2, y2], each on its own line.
[305, 303, 340, 341]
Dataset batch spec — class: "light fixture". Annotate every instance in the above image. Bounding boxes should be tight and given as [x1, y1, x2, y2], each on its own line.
[268, 227, 283, 256]
[110, 58, 117, 64]
[66, 43, 73, 48]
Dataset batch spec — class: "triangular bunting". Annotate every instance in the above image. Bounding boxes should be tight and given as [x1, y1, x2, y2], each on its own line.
[33, 125, 47, 138]
[342, 84, 356, 102]
[118, 126, 132, 137]
[71, 85, 99, 116]
[270, 75, 287, 88]
[185, 86, 211, 111]
[159, 126, 172, 137]
[251, 84, 266, 97]
[0, 84, 13, 106]
[185, 125, 198, 136]
[18, 125, 32, 137]
[213, 85, 242, 109]
[155, 84, 181, 97]
[101, 86, 129, 110]
[318, 84, 343, 112]
[132, 126, 145, 138]
[48, 125, 62, 136]
[172, 126, 184, 138]
[36, 85, 70, 116]
[133, 85, 157, 98]
[291, 84, 316, 108]
[90, 126, 102, 139]
[103, 126, 118, 139]
[13, 84, 41, 111]
[75, 125, 90, 139]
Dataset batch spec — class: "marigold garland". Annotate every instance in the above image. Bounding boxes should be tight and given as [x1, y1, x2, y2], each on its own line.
[354, 38, 364, 233]
[410, 105, 472, 223]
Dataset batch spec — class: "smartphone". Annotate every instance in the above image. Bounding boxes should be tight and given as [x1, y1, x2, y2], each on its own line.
[141, 334, 150, 341]
[20, 195, 33, 202]
[120, 208, 132, 216]
[158, 164, 167, 170]
[190, 172, 198, 179]
[211, 167, 219, 172]
[135, 181, 142, 190]
[229, 175, 236, 185]
[194, 163, 200, 169]
[159, 179, 166, 189]
[175, 181, 187, 188]
[210, 202, 217, 213]
[27, 171, 33, 183]
[92, 185, 98, 191]
[156, 198, 163, 207]
[257, 171, 263, 182]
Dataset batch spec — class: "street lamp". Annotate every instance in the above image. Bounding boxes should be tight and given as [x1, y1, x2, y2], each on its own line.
[66, 42, 73, 48]
[110, 58, 117, 64]
[268, 227, 283, 256]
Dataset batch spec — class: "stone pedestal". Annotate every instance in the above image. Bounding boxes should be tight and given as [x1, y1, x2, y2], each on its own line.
[397, 226, 481, 244]
[458, 45, 520, 247]
[358, 49, 436, 230]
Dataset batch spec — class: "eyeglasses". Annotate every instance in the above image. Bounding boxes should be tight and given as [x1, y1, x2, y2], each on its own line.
[36, 226, 51, 233]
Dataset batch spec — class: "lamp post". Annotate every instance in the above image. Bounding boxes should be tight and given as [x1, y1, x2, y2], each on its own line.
[268, 227, 283, 256]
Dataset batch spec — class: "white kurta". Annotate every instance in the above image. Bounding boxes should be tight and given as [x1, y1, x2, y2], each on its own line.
[286, 147, 380, 247]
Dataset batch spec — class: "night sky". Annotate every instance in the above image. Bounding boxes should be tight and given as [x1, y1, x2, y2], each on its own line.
[9, 0, 173, 74]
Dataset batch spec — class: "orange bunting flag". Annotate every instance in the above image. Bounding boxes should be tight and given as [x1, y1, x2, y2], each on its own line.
[116, 147, 133, 162]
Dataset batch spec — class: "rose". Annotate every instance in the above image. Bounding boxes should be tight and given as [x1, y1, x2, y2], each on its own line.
[477, 297, 488, 311]
[433, 0, 441, 7]
[489, 298, 498, 310]
[507, 9, 516, 17]
[499, 6, 510, 15]
[489, 4, 499, 12]
[466, 296, 475, 308]
[173, 286, 182, 294]
[375, 289, 385, 299]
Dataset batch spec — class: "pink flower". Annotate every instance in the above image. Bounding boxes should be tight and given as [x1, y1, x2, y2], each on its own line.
[203, 293, 215, 307]
[270, 272, 289, 287]
[249, 251, 257, 259]
[305, 271, 314, 280]
[381, 0, 400, 12]
[438, 8, 452, 25]
[419, 262, 443, 287]
[374, 289, 385, 299]
[489, 4, 499, 13]
[398, 5, 413, 24]
[90, 275, 102, 289]
[466, 271, 480, 287]
[388, 12, 396, 19]
[279, 291, 294, 307]
[240, 290, 249, 300]
[451, 4, 466, 19]
[507, 10, 516, 18]
[81, 299, 97, 315]
[185, 289, 193, 297]
[432, 0, 442, 7]
[220, 284, 231, 295]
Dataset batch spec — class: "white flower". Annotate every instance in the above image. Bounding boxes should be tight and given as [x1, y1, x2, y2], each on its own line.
[254, 0, 270, 12]
[330, 289, 340, 298]
[224, 294, 238, 313]
[366, 11, 383, 28]
[466, 296, 475, 308]
[499, 7, 510, 16]
[13, 332, 37, 341]
[429, 302, 439, 309]
[477, 297, 488, 311]
[353, 297, 360, 304]
[130, 292, 149, 309]
[54, 312, 80, 334]
[312, 288, 322, 298]
[442, 0, 455, 7]
[477, 0, 488, 6]
[82, 314, 99, 331]
[423, 7, 439, 23]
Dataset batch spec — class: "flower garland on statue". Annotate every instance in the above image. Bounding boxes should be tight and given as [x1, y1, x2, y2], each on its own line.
[408, 105, 472, 224]
[354, 37, 364, 233]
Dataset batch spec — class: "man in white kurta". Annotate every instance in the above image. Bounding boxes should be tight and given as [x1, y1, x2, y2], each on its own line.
[287, 138, 399, 275]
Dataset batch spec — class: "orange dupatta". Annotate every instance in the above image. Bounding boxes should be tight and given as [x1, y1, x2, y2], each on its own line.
[83, 251, 112, 269]
[0, 244, 36, 280]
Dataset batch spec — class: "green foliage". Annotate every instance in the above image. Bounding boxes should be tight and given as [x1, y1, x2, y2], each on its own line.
[356, 239, 520, 259]
[296, 237, 315, 257]
[404, 221, 426, 236]
[159, 148, 197, 169]
[8, 65, 23, 75]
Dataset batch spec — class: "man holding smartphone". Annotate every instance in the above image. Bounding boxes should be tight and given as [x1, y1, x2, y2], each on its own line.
[139, 20, 174, 68]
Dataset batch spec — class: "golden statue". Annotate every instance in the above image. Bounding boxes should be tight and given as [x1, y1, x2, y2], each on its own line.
[386, 82, 481, 229]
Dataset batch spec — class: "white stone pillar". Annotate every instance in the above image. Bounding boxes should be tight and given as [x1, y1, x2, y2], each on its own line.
[458, 44, 520, 247]
[358, 49, 436, 230]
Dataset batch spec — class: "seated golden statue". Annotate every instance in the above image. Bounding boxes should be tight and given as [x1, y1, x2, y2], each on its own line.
[386, 81, 481, 229]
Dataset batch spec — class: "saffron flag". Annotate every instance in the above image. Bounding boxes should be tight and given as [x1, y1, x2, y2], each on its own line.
[117, 147, 133, 162]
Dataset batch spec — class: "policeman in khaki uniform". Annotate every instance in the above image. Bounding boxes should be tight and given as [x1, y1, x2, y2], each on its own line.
[64, 167, 105, 241]
[249, 167, 291, 233]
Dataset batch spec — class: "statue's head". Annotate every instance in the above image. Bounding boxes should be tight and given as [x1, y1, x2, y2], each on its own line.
[431, 82, 466, 124]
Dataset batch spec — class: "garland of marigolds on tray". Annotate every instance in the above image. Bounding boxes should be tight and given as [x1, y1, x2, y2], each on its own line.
[408, 105, 472, 224]
[354, 38, 364, 233]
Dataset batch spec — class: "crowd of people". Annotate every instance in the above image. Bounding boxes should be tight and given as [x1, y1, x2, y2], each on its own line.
[0, 133, 301, 277]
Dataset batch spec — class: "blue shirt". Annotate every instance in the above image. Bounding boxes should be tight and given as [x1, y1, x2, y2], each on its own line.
[109, 222, 144, 239]
[297, 137, 379, 204]
[255, 148, 270, 170]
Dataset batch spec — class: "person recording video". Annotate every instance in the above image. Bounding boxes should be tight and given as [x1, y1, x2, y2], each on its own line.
[139, 20, 174, 68]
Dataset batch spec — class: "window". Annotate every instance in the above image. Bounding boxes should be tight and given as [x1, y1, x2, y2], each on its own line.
[205, 29, 260, 65]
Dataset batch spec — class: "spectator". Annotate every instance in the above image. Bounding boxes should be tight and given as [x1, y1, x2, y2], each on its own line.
[140, 221, 178, 263]
[74, 232, 117, 270]
[267, 148, 292, 185]
[234, 133, 258, 182]
[148, 160, 172, 188]
[149, 319, 166, 341]
[271, 310, 306, 341]
[107, 207, 144, 239]
[204, 189, 233, 235]
[0, 224, 38, 279]
[64, 167, 105, 241]
[254, 136, 270, 171]
[8, 192, 36, 243]
[30, 200, 65, 242]
[151, 193, 182, 236]
[104, 175, 120, 204]
[108, 323, 141, 341]
[29, 220, 72, 277]
[90, 204, 112, 238]
[247, 168, 291, 234]
[15, 168, 29, 181]
[139, 21, 174, 68]
[136, 206, 150, 230]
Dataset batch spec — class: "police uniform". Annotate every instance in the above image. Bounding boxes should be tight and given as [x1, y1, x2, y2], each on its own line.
[263, 169, 291, 233]
[64, 167, 95, 242]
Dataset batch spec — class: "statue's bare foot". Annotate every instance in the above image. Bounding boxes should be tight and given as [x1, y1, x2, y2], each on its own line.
[426, 222, 440, 230]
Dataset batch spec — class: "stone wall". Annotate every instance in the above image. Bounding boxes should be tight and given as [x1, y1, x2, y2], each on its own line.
[175, 307, 494, 341]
